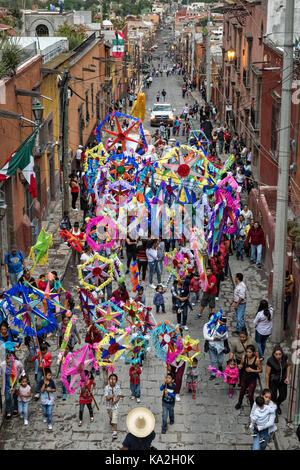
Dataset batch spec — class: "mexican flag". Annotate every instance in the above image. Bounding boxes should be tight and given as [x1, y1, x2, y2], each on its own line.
[0, 130, 38, 198]
[112, 30, 125, 57]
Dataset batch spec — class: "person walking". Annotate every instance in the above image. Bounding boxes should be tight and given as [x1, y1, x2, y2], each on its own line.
[203, 313, 228, 381]
[245, 222, 265, 268]
[4, 246, 26, 286]
[253, 300, 273, 361]
[121, 408, 156, 450]
[217, 128, 225, 154]
[235, 345, 262, 410]
[230, 273, 247, 334]
[69, 176, 80, 211]
[250, 388, 277, 450]
[161, 89, 167, 102]
[146, 240, 161, 289]
[156, 91, 160, 102]
[265, 346, 291, 420]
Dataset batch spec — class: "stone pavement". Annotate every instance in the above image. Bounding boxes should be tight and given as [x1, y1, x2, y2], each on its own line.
[1, 240, 297, 450]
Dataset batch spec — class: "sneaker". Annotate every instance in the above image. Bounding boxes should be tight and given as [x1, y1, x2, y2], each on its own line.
[195, 313, 202, 319]
[48, 424, 53, 430]
[235, 402, 242, 410]
[150, 284, 156, 289]
[78, 421, 82, 427]
[209, 375, 216, 381]
[24, 419, 28, 425]
[62, 394, 66, 401]
[20, 414, 24, 419]
[192, 303, 195, 306]
[259, 438, 265, 444]
[192, 393, 196, 399]
[183, 325, 189, 331]
[112, 431, 118, 439]
[90, 417, 94, 422]
[161, 429, 166, 434]
[215, 297, 219, 301]
[130, 395, 135, 400]
[34, 393, 40, 400]
[136, 398, 140, 403]
[43, 418, 47, 423]
[170, 421, 174, 425]
[175, 394, 180, 401]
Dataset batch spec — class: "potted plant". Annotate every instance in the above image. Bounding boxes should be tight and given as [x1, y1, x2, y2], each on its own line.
[287, 220, 297, 234]
[295, 235, 300, 259]
[289, 225, 300, 242]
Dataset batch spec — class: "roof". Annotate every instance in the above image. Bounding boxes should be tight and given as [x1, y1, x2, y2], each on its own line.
[102, 19, 113, 26]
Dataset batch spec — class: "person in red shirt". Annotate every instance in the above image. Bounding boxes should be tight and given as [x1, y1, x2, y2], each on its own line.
[196, 267, 217, 318]
[33, 344, 52, 399]
[189, 273, 201, 305]
[78, 372, 95, 426]
[245, 222, 265, 268]
[112, 283, 129, 304]
[129, 364, 142, 403]
[209, 251, 225, 300]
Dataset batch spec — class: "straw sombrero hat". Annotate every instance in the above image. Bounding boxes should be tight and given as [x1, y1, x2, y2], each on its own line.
[126, 408, 155, 438]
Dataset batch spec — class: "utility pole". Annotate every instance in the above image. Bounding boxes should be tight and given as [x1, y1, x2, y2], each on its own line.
[60, 66, 70, 216]
[206, 7, 211, 103]
[271, 0, 295, 344]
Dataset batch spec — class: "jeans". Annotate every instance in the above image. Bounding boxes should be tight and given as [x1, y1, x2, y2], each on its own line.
[130, 382, 141, 398]
[252, 428, 270, 450]
[42, 404, 53, 425]
[138, 261, 148, 281]
[208, 344, 224, 374]
[218, 140, 224, 153]
[79, 403, 93, 421]
[156, 304, 165, 313]
[71, 192, 78, 209]
[18, 401, 29, 420]
[251, 244, 262, 264]
[5, 390, 17, 414]
[158, 259, 164, 276]
[162, 402, 175, 430]
[236, 302, 246, 332]
[36, 369, 43, 394]
[255, 330, 269, 359]
[149, 261, 161, 285]
[189, 292, 199, 304]
[9, 270, 23, 286]
[177, 304, 188, 326]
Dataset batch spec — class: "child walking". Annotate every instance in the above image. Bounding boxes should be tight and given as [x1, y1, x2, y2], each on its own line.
[186, 358, 200, 399]
[160, 373, 176, 434]
[153, 284, 166, 314]
[17, 375, 31, 425]
[78, 371, 95, 426]
[224, 359, 239, 398]
[104, 373, 121, 439]
[129, 364, 142, 403]
[250, 396, 275, 447]
[39, 368, 56, 430]
[33, 343, 52, 400]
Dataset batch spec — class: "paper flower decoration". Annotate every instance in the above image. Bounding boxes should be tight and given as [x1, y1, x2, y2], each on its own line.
[59, 230, 83, 253]
[96, 329, 130, 368]
[122, 300, 143, 328]
[85, 216, 118, 252]
[151, 321, 181, 362]
[61, 344, 98, 394]
[27, 228, 53, 271]
[93, 302, 123, 333]
[4, 284, 57, 337]
[125, 334, 149, 365]
[78, 253, 113, 291]
[178, 335, 200, 365]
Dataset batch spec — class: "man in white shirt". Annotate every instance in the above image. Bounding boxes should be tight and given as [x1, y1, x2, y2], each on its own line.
[75, 145, 83, 171]
[240, 204, 253, 225]
[230, 273, 247, 334]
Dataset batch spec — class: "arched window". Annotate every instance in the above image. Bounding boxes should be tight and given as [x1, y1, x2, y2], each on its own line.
[36, 24, 49, 37]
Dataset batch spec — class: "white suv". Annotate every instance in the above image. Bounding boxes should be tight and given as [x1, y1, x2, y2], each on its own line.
[149, 103, 175, 127]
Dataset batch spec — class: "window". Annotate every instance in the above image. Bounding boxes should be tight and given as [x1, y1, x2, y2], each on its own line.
[78, 104, 84, 146]
[96, 92, 100, 120]
[91, 84, 94, 117]
[270, 102, 280, 158]
[85, 90, 89, 123]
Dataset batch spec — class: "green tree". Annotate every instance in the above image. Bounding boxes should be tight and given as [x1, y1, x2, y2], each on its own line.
[57, 23, 87, 50]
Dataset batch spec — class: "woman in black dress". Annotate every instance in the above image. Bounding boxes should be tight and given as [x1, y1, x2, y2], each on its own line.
[235, 345, 262, 410]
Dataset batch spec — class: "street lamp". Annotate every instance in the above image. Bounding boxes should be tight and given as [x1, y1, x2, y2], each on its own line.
[32, 98, 44, 124]
[227, 49, 236, 62]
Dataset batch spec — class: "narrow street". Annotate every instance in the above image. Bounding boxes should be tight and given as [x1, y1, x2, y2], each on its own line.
[0, 27, 288, 451]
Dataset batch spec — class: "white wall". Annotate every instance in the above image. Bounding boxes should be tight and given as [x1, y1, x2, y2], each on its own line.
[266, 0, 300, 46]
